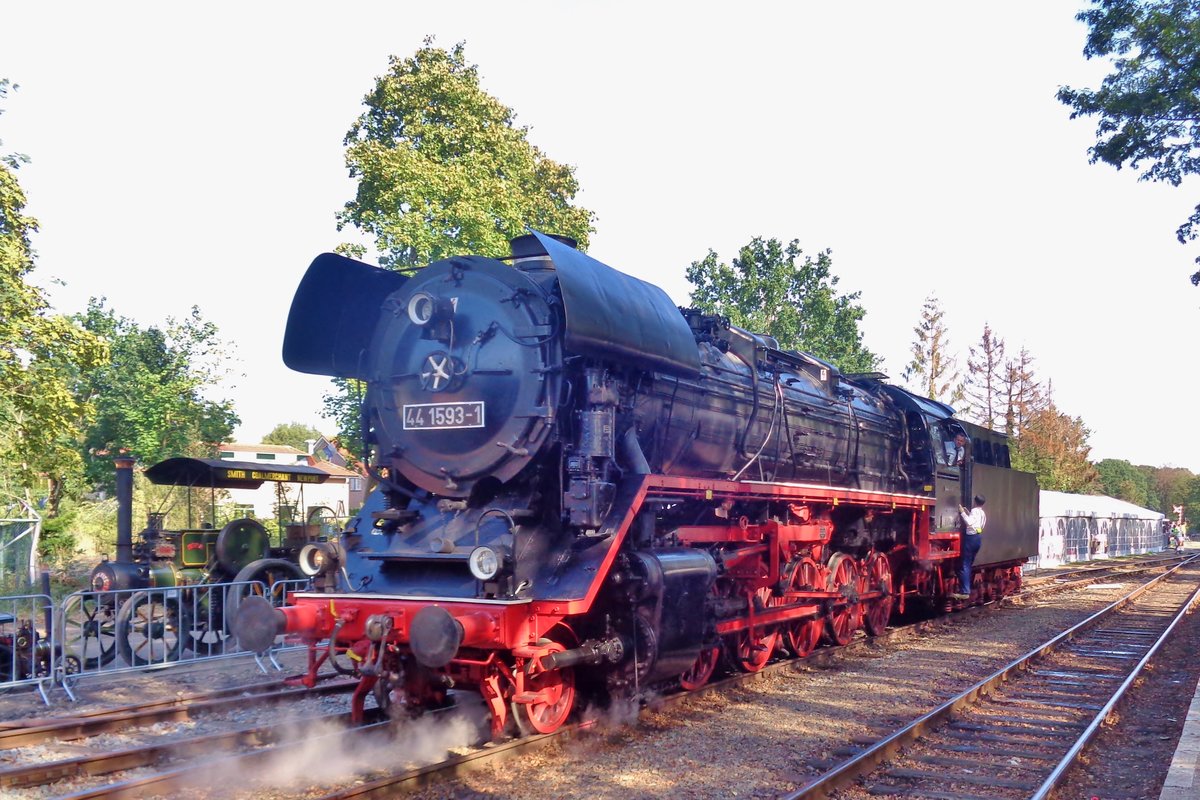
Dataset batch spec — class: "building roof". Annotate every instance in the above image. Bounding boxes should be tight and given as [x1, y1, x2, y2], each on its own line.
[310, 460, 362, 478]
[221, 442, 307, 455]
[1040, 490, 1164, 521]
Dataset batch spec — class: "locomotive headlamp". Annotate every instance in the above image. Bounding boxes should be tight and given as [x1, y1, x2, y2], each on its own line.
[299, 542, 338, 577]
[407, 292, 437, 326]
[406, 292, 455, 327]
[468, 545, 505, 581]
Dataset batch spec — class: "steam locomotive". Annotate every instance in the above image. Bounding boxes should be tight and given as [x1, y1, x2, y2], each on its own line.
[234, 232, 1038, 737]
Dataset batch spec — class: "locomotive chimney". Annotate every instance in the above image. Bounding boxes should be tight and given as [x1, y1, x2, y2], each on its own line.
[114, 457, 135, 563]
[509, 233, 577, 273]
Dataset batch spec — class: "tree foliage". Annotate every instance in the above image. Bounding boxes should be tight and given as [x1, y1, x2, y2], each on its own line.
[337, 40, 594, 269]
[262, 421, 323, 454]
[1002, 347, 1043, 439]
[0, 79, 108, 505]
[964, 323, 1006, 430]
[1096, 457, 1156, 506]
[904, 294, 963, 404]
[327, 41, 595, 446]
[322, 377, 364, 452]
[1179, 472, 1200, 527]
[74, 300, 239, 490]
[1057, 0, 1200, 283]
[686, 237, 878, 373]
[1011, 397, 1100, 493]
[1151, 465, 1196, 516]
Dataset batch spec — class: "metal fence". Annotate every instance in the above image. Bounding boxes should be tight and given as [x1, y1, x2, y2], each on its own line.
[0, 576, 315, 702]
[0, 593, 57, 702]
[0, 496, 40, 588]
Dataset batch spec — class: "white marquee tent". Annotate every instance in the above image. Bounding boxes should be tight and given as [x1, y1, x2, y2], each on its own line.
[1034, 490, 1166, 568]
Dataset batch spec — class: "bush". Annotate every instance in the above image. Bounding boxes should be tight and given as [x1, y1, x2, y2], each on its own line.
[39, 511, 79, 566]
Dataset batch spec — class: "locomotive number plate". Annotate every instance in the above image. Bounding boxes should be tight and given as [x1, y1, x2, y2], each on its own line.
[403, 401, 485, 430]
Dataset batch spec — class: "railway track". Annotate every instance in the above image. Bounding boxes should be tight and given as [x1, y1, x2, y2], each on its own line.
[784, 555, 1200, 799]
[293, 556, 1199, 800]
[2, 554, 1187, 799]
[0, 677, 354, 749]
[0, 677, 356, 798]
[1021, 552, 1188, 588]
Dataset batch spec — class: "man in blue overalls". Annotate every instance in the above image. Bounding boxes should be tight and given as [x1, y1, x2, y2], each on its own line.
[954, 495, 987, 600]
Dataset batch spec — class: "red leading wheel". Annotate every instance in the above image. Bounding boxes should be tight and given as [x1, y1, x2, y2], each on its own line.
[824, 553, 861, 646]
[680, 645, 720, 691]
[512, 649, 576, 735]
[735, 586, 780, 673]
[861, 553, 894, 637]
[784, 558, 824, 657]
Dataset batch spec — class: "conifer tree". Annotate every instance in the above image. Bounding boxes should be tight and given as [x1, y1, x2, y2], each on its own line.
[964, 323, 1005, 430]
[904, 294, 963, 405]
[1002, 347, 1042, 439]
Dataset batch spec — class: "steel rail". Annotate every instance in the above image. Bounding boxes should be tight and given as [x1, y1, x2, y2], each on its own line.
[1023, 552, 1187, 585]
[51, 714, 392, 800]
[780, 554, 1200, 799]
[1009, 554, 1186, 603]
[1029, 578, 1200, 798]
[0, 677, 294, 732]
[231, 553, 1192, 799]
[19, 552, 1178, 798]
[0, 711, 352, 790]
[299, 558, 1139, 799]
[0, 679, 354, 749]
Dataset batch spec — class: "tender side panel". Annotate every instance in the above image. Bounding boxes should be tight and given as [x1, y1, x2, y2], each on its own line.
[973, 463, 1039, 566]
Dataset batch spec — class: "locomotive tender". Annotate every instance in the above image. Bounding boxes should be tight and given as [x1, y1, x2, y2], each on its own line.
[234, 232, 1038, 736]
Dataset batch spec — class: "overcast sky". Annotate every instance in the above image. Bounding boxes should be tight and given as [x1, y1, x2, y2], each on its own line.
[4, 2, 1198, 472]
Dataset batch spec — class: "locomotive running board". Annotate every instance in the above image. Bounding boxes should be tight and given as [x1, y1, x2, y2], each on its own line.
[530, 474, 932, 618]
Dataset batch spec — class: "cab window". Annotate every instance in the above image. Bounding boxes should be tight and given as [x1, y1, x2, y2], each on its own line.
[930, 424, 948, 465]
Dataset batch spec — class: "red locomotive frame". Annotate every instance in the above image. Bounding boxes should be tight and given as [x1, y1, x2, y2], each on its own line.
[276, 473, 1022, 735]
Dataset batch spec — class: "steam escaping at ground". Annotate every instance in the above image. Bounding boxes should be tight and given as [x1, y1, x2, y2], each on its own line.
[579, 689, 654, 731]
[197, 705, 489, 796]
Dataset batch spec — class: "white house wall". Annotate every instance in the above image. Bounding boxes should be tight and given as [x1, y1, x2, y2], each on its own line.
[224, 481, 351, 521]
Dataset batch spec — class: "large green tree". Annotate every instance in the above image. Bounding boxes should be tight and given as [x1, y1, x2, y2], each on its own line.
[1096, 457, 1154, 506]
[262, 422, 323, 454]
[337, 39, 594, 269]
[1058, 0, 1200, 284]
[1011, 394, 1100, 494]
[904, 294, 963, 404]
[74, 300, 239, 490]
[1179, 472, 1200, 528]
[1150, 465, 1196, 518]
[686, 237, 878, 373]
[327, 40, 596, 446]
[0, 79, 107, 507]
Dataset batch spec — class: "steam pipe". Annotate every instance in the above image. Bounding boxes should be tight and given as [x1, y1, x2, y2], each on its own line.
[114, 457, 135, 563]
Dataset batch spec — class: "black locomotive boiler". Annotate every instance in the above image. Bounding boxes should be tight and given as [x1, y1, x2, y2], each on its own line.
[234, 232, 1039, 736]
